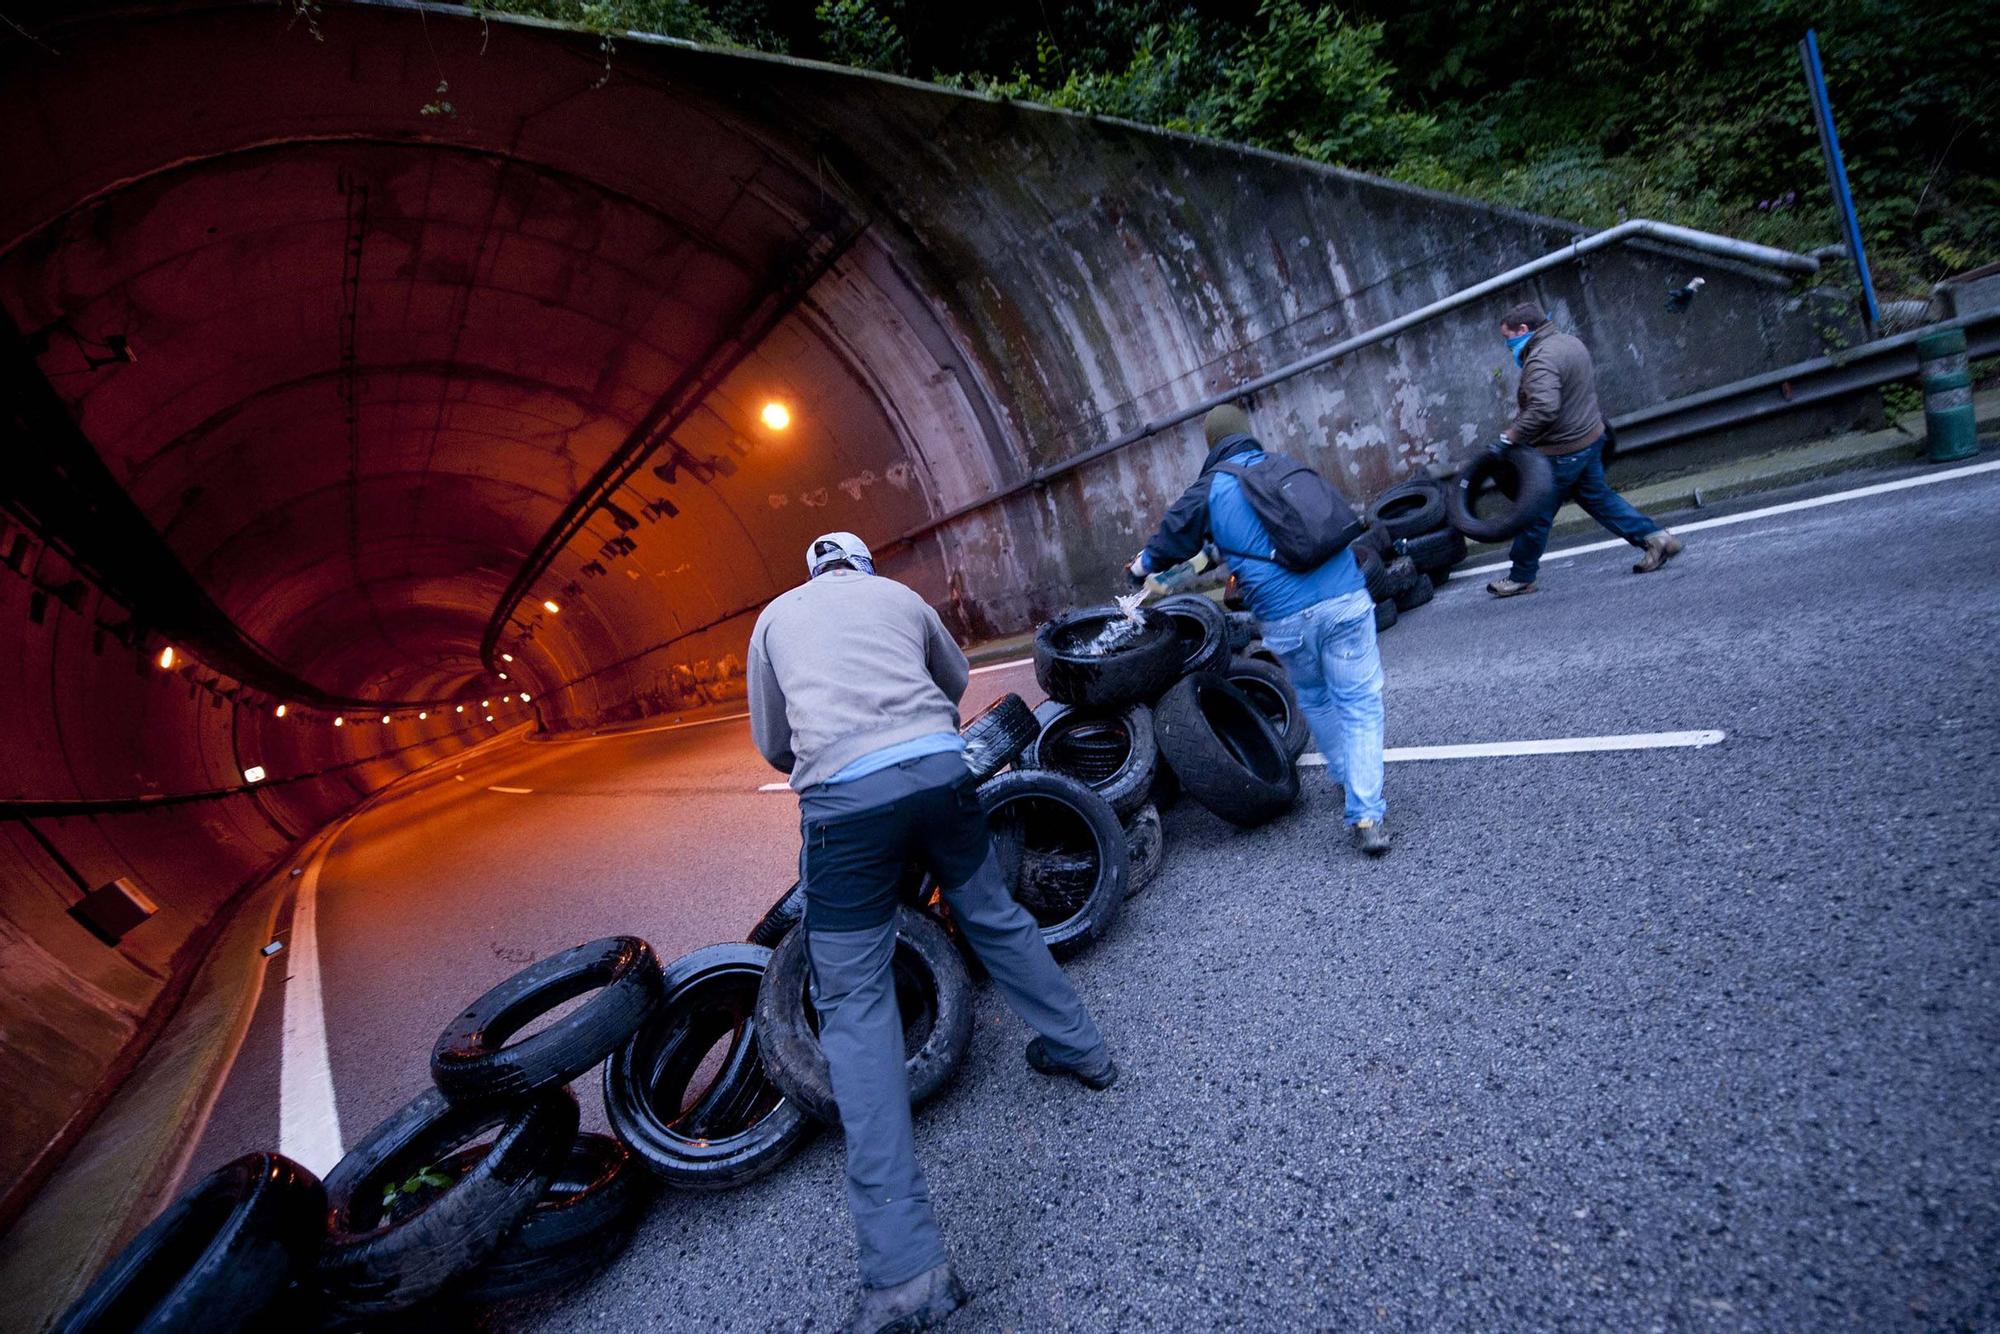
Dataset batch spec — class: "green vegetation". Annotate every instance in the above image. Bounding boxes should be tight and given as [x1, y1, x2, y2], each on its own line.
[481, 0, 1995, 296]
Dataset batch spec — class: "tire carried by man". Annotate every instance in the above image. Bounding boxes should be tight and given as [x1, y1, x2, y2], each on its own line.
[753, 907, 974, 1127]
[960, 692, 1040, 781]
[1153, 672, 1300, 828]
[1446, 445, 1558, 543]
[605, 942, 815, 1190]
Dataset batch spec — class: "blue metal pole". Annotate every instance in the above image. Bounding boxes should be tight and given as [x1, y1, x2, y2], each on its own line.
[1799, 28, 1881, 333]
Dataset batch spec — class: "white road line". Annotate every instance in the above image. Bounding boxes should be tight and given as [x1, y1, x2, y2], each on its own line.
[757, 781, 791, 792]
[278, 829, 345, 1176]
[1461, 458, 2000, 577]
[968, 657, 1032, 677]
[487, 785, 533, 794]
[1298, 729, 1725, 767]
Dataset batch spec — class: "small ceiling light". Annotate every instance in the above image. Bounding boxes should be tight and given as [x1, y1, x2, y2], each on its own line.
[274, 703, 287, 718]
[520, 691, 531, 701]
[484, 714, 495, 723]
[481, 700, 490, 708]
[379, 714, 389, 724]
[157, 646, 176, 669]
[333, 716, 344, 727]
[502, 694, 512, 703]
[456, 704, 465, 713]
[760, 401, 792, 431]
[418, 711, 428, 720]
[542, 599, 561, 615]
[243, 765, 267, 784]
[498, 672, 508, 680]
[501, 653, 514, 662]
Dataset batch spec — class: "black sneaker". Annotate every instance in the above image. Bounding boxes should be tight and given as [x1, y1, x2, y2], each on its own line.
[1026, 1037, 1118, 1090]
[840, 1263, 968, 1334]
[1352, 818, 1391, 857]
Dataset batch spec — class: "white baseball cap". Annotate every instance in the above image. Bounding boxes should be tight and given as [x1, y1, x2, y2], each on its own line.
[806, 531, 873, 577]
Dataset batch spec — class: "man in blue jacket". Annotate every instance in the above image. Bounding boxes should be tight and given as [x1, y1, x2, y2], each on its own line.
[1128, 405, 1390, 857]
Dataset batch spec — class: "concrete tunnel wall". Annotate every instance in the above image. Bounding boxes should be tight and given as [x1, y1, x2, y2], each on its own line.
[0, 1, 1843, 1217]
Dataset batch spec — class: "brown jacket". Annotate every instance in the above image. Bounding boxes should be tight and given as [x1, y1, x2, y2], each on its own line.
[1505, 326, 1606, 456]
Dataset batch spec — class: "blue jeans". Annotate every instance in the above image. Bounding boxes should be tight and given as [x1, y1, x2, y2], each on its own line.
[1259, 590, 1385, 824]
[1508, 437, 1660, 583]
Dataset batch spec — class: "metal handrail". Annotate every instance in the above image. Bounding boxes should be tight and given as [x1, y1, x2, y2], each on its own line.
[882, 219, 1818, 549]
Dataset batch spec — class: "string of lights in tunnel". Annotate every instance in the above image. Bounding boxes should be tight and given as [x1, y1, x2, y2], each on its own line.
[148, 638, 535, 788]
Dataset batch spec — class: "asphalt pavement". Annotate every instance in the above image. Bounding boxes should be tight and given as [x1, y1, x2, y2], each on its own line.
[189, 462, 2000, 1331]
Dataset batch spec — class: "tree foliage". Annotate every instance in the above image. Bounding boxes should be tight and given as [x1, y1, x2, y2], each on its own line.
[481, 0, 1996, 294]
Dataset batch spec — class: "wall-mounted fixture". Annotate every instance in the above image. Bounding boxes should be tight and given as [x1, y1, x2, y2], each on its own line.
[68, 877, 157, 946]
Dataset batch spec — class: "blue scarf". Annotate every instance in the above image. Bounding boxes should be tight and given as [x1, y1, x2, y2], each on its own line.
[1506, 329, 1535, 366]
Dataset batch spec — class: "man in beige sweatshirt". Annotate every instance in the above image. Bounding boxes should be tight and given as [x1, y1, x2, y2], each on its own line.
[747, 531, 1115, 1334]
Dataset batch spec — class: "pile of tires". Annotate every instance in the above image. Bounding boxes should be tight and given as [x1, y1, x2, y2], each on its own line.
[58, 931, 841, 1327]
[1357, 475, 1464, 633]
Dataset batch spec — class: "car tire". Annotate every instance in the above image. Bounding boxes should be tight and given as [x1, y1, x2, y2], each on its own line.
[1154, 673, 1300, 828]
[1395, 571, 1435, 612]
[1374, 598, 1399, 632]
[1447, 446, 1557, 542]
[1222, 610, 1258, 651]
[605, 943, 815, 1189]
[1353, 519, 1397, 564]
[1401, 525, 1466, 577]
[1368, 478, 1448, 539]
[1020, 703, 1157, 818]
[754, 908, 974, 1127]
[977, 768, 1128, 958]
[430, 937, 663, 1104]
[429, 1131, 648, 1305]
[1033, 607, 1184, 708]
[1151, 594, 1232, 678]
[1382, 554, 1423, 602]
[960, 692, 1040, 781]
[1223, 655, 1310, 759]
[1357, 545, 1393, 603]
[1123, 804, 1165, 895]
[319, 1086, 578, 1316]
[55, 1154, 325, 1334]
[746, 881, 807, 947]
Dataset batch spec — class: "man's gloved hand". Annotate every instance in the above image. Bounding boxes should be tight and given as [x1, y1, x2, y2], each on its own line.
[1488, 437, 1512, 458]
[1125, 554, 1150, 587]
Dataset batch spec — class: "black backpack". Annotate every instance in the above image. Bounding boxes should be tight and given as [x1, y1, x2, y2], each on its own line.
[1208, 441, 1364, 572]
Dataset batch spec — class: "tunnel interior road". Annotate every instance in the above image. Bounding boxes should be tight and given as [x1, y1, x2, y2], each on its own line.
[162, 466, 1999, 1330]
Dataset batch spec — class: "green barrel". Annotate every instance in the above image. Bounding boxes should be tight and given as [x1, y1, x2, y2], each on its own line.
[1915, 327, 1978, 463]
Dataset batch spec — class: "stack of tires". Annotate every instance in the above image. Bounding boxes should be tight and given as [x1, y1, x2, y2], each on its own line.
[1355, 475, 1465, 633]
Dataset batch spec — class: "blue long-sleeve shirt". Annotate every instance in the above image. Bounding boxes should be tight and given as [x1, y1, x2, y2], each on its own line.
[1140, 436, 1364, 622]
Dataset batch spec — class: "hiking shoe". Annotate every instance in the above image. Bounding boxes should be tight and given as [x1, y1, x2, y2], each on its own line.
[1487, 578, 1537, 598]
[1026, 1037, 1118, 1090]
[1352, 818, 1391, 857]
[841, 1263, 968, 1334]
[1633, 530, 1683, 573]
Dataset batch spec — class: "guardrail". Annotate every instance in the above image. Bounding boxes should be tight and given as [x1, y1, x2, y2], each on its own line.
[1610, 308, 2000, 455]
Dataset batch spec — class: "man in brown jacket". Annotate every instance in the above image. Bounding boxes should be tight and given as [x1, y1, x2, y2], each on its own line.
[1487, 302, 1683, 596]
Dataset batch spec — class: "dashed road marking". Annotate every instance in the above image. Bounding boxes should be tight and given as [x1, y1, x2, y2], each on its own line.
[969, 658, 1032, 677]
[487, 785, 533, 794]
[1300, 729, 1726, 767]
[1461, 458, 2000, 578]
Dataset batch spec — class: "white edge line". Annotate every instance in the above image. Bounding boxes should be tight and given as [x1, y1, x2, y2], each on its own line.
[278, 828, 346, 1176]
[487, 785, 534, 794]
[757, 781, 791, 792]
[968, 657, 1033, 677]
[1460, 458, 2000, 577]
[1298, 729, 1726, 767]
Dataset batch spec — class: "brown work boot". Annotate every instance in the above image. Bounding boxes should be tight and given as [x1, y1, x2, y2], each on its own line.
[1486, 578, 1536, 598]
[1633, 530, 1683, 573]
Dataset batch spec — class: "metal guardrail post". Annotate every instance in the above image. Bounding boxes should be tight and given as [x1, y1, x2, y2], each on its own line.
[1915, 328, 1979, 463]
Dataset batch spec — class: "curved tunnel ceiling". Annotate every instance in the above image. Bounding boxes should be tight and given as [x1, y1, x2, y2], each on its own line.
[0, 2, 978, 713]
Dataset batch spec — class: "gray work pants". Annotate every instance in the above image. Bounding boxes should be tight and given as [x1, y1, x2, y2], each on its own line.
[799, 754, 1107, 1287]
